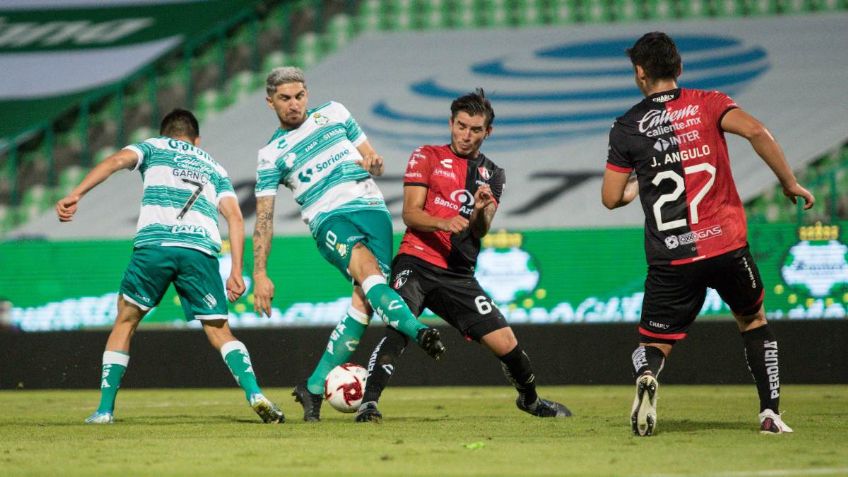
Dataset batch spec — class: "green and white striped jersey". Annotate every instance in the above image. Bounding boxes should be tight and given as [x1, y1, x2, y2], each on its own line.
[255, 101, 387, 235]
[125, 137, 236, 255]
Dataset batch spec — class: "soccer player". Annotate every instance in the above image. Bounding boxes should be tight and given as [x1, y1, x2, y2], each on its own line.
[253, 67, 446, 421]
[354, 89, 572, 423]
[56, 109, 284, 424]
[602, 32, 815, 436]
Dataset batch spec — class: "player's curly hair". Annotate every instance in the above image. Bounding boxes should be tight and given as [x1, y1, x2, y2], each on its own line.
[627, 32, 681, 81]
[160, 108, 199, 140]
[451, 88, 495, 128]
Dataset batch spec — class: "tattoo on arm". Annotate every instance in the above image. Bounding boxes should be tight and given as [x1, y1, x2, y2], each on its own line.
[472, 204, 497, 238]
[253, 198, 275, 274]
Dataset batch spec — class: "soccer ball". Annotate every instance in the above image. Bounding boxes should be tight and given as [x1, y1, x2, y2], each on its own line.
[324, 363, 368, 413]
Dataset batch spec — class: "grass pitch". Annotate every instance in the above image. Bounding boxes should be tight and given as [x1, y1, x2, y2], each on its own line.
[1, 385, 846, 476]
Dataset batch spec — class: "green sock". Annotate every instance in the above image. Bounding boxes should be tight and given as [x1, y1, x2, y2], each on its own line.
[221, 341, 262, 401]
[363, 276, 427, 340]
[307, 307, 369, 395]
[96, 351, 129, 414]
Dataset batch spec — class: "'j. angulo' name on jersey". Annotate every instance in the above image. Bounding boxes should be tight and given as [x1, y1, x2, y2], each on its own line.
[650, 144, 711, 168]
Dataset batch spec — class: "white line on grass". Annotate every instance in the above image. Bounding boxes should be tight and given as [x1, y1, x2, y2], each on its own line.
[650, 468, 848, 477]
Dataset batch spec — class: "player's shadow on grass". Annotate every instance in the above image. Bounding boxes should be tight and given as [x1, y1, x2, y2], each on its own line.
[114, 415, 255, 425]
[659, 419, 751, 432]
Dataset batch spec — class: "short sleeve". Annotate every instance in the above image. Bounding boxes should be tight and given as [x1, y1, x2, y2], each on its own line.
[255, 151, 282, 197]
[709, 91, 739, 129]
[489, 167, 506, 204]
[335, 102, 366, 147]
[606, 121, 633, 173]
[216, 175, 236, 204]
[123, 142, 152, 172]
[403, 147, 432, 187]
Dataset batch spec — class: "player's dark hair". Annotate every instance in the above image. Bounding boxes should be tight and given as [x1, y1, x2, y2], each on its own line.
[627, 32, 681, 81]
[160, 108, 200, 140]
[451, 88, 495, 128]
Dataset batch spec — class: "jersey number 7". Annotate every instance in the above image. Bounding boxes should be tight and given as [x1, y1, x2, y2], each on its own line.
[177, 178, 204, 220]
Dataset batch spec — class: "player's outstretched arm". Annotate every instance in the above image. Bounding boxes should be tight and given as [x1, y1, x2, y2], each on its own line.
[402, 185, 468, 234]
[219, 196, 246, 302]
[601, 169, 638, 210]
[252, 195, 276, 317]
[355, 140, 384, 176]
[721, 108, 815, 210]
[55, 149, 139, 222]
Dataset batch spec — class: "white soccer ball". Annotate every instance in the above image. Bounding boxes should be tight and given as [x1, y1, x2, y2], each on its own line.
[324, 363, 368, 413]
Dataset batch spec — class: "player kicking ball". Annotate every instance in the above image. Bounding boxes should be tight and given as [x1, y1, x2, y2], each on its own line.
[252, 67, 446, 422]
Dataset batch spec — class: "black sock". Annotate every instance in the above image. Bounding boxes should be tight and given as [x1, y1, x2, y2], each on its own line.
[632, 345, 665, 378]
[362, 327, 409, 404]
[499, 345, 538, 405]
[742, 325, 780, 413]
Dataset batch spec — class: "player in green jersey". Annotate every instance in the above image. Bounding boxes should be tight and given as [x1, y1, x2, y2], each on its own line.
[253, 67, 445, 421]
[56, 109, 284, 424]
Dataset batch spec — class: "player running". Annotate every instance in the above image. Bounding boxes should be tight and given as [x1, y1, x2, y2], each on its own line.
[56, 109, 284, 424]
[354, 89, 571, 423]
[253, 67, 445, 422]
[602, 32, 815, 436]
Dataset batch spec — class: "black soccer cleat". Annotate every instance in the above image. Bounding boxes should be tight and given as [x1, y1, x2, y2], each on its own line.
[292, 382, 323, 422]
[516, 395, 572, 418]
[416, 327, 446, 360]
[354, 401, 383, 423]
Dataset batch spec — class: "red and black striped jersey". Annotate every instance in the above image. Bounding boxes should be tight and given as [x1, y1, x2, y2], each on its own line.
[398, 144, 506, 274]
[606, 88, 747, 266]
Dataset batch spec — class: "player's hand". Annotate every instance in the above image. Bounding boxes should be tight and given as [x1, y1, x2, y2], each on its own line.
[439, 215, 469, 234]
[252, 273, 275, 317]
[622, 175, 639, 204]
[473, 185, 495, 212]
[226, 274, 246, 302]
[357, 154, 384, 176]
[783, 182, 815, 210]
[55, 195, 80, 222]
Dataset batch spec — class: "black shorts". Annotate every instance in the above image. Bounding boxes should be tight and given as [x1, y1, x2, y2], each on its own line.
[640, 245, 764, 342]
[390, 254, 508, 341]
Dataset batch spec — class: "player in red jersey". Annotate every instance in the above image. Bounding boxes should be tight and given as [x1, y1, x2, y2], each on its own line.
[602, 32, 815, 436]
[355, 89, 571, 422]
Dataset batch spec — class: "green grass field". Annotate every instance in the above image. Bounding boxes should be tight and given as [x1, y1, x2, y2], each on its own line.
[1, 385, 846, 476]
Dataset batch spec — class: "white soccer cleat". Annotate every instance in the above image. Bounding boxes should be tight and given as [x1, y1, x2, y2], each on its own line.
[84, 411, 114, 424]
[250, 393, 285, 424]
[631, 374, 658, 436]
[759, 409, 793, 434]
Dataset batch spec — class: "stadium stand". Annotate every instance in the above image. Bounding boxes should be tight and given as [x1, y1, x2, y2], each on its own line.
[1, 0, 846, 237]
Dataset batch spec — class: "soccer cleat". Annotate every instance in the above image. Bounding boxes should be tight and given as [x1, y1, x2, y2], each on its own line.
[631, 374, 658, 436]
[759, 409, 793, 434]
[354, 401, 383, 423]
[516, 396, 572, 418]
[84, 411, 114, 424]
[292, 382, 323, 422]
[249, 394, 285, 424]
[416, 327, 446, 360]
